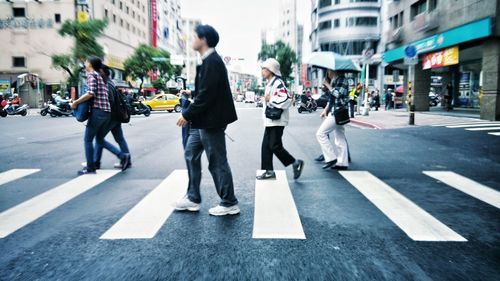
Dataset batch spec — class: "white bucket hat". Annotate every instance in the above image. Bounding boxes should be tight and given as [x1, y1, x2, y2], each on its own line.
[261, 58, 282, 77]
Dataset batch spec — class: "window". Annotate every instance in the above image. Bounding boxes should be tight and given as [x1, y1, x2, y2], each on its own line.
[349, 0, 378, 2]
[133, 11, 135, 19]
[13, 57, 26, 67]
[120, 18, 123, 27]
[346, 17, 377, 27]
[126, 6, 129, 14]
[55, 13, 61, 23]
[113, 14, 116, 23]
[119, 1, 123, 10]
[13, 8, 25, 18]
[429, 0, 437, 11]
[318, 20, 332, 31]
[333, 19, 340, 28]
[411, 0, 427, 20]
[112, 0, 115, 4]
[335, 0, 340, 3]
[127, 22, 130, 30]
[104, 9, 108, 18]
[319, 0, 331, 8]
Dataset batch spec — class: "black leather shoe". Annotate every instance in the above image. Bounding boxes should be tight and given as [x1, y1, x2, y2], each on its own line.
[314, 155, 325, 162]
[77, 168, 96, 175]
[293, 160, 304, 180]
[331, 165, 348, 171]
[256, 170, 276, 180]
[322, 160, 337, 169]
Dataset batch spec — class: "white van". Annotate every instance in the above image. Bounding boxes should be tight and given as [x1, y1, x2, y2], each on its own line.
[244, 91, 255, 103]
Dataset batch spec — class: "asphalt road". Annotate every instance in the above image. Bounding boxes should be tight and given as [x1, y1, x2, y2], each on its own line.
[0, 103, 499, 280]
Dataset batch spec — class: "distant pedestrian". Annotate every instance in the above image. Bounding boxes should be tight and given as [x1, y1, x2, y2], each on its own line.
[93, 65, 131, 171]
[385, 89, 393, 111]
[256, 58, 304, 180]
[316, 69, 350, 170]
[349, 83, 361, 118]
[372, 90, 380, 111]
[175, 24, 239, 216]
[444, 82, 453, 111]
[71, 56, 111, 175]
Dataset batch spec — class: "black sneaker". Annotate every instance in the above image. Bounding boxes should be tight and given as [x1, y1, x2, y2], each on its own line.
[292, 160, 304, 180]
[77, 168, 96, 175]
[314, 155, 325, 162]
[331, 165, 348, 171]
[121, 154, 131, 171]
[322, 160, 337, 169]
[256, 170, 276, 180]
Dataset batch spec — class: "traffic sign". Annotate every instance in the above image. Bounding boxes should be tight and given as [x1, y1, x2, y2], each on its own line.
[404, 57, 418, 65]
[363, 48, 374, 60]
[404, 45, 417, 58]
[152, 57, 168, 62]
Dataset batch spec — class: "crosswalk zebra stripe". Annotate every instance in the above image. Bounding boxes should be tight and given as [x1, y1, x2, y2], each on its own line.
[423, 171, 500, 209]
[446, 123, 500, 128]
[0, 170, 120, 238]
[465, 127, 500, 131]
[488, 132, 500, 136]
[431, 121, 490, 127]
[0, 169, 41, 187]
[253, 170, 306, 239]
[339, 171, 467, 242]
[100, 170, 188, 239]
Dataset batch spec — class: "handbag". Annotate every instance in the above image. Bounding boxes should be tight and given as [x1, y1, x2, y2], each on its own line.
[74, 75, 96, 122]
[333, 106, 350, 125]
[265, 105, 283, 120]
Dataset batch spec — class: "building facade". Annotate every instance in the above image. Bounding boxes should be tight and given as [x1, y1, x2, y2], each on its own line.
[309, 0, 382, 89]
[383, 0, 500, 120]
[181, 18, 201, 88]
[155, 0, 184, 56]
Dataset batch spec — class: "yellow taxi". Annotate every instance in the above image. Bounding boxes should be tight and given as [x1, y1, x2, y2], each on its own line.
[144, 93, 181, 112]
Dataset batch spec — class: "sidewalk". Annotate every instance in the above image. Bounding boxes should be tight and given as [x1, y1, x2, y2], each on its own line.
[350, 107, 481, 129]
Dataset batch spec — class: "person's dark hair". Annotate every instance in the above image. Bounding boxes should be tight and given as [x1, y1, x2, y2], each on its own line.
[88, 56, 104, 72]
[99, 65, 114, 82]
[194, 25, 219, 48]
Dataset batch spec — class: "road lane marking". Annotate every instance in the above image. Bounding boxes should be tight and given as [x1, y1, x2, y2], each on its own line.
[100, 170, 188, 239]
[0, 170, 120, 238]
[446, 123, 500, 128]
[431, 121, 490, 127]
[423, 171, 500, 209]
[465, 127, 500, 131]
[253, 170, 306, 239]
[489, 132, 500, 136]
[0, 169, 41, 186]
[339, 171, 467, 242]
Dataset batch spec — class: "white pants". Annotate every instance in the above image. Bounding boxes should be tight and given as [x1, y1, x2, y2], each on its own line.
[316, 114, 349, 166]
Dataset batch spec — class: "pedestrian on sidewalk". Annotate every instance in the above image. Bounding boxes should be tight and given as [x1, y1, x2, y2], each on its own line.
[175, 24, 240, 216]
[71, 56, 111, 175]
[348, 83, 361, 118]
[444, 82, 453, 111]
[256, 58, 304, 181]
[316, 69, 350, 170]
[93, 65, 131, 171]
[385, 88, 393, 111]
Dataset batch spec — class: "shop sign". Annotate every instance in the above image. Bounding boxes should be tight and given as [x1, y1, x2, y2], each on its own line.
[0, 80, 10, 94]
[422, 46, 459, 70]
[151, 0, 158, 48]
[0, 18, 54, 29]
[106, 55, 124, 70]
[384, 17, 491, 63]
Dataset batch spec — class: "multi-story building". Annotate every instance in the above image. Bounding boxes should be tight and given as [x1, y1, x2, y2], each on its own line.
[383, 0, 500, 120]
[309, 0, 382, 89]
[0, 0, 150, 107]
[155, 0, 184, 56]
[278, 0, 303, 87]
[228, 70, 258, 96]
[181, 18, 201, 88]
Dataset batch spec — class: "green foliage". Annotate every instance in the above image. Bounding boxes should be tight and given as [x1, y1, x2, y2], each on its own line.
[51, 19, 108, 86]
[123, 44, 175, 94]
[152, 78, 167, 92]
[258, 41, 297, 85]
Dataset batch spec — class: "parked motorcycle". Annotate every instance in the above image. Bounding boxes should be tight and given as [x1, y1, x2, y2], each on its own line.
[128, 100, 151, 117]
[0, 101, 29, 117]
[48, 100, 74, 117]
[40, 101, 51, 116]
[297, 96, 317, 113]
[429, 92, 440, 106]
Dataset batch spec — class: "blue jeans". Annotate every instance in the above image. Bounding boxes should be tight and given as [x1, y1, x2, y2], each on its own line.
[184, 127, 238, 207]
[94, 119, 130, 165]
[84, 109, 111, 171]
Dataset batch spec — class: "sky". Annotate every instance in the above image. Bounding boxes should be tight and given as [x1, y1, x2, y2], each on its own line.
[180, 0, 311, 77]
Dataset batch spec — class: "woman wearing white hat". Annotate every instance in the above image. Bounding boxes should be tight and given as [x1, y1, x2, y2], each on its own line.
[257, 58, 304, 180]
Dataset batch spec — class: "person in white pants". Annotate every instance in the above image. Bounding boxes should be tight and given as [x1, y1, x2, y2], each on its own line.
[316, 69, 350, 170]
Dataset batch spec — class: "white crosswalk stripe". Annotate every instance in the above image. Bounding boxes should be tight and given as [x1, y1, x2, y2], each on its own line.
[423, 171, 500, 209]
[0, 169, 41, 187]
[253, 170, 306, 239]
[489, 132, 500, 136]
[466, 127, 500, 131]
[446, 123, 500, 128]
[432, 121, 500, 136]
[100, 170, 188, 239]
[339, 171, 467, 242]
[431, 121, 492, 127]
[0, 170, 120, 238]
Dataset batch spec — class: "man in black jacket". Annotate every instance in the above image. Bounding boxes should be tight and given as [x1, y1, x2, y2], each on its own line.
[175, 25, 239, 216]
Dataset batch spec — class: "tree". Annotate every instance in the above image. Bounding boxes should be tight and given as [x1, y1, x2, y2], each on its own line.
[52, 19, 108, 87]
[123, 44, 175, 95]
[258, 41, 297, 86]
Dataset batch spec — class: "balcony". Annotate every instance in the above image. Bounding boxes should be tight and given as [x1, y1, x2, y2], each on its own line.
[412, 10, 439, 32]
[385, 27, 403, 44]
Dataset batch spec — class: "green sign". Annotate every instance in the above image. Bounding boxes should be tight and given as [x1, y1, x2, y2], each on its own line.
[0, 80, 10, 94]
[384, 17, 491, 63]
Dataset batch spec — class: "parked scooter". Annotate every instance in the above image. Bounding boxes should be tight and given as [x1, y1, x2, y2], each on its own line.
[40, 101, 51, 116]
[297, 96, 317, 113]
[429, 92, 440, 106]
[0, 100, 29, 117]
[48, 101, 74, 117]
[128, 100, 151, 117]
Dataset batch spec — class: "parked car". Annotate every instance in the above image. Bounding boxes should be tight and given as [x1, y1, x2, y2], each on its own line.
[143, 93, 181, 112]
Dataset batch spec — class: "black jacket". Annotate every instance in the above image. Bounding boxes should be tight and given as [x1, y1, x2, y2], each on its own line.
[182, 51, 238, 129]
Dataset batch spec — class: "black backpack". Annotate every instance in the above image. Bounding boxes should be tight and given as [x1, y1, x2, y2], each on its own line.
[107, 82, 130, 123]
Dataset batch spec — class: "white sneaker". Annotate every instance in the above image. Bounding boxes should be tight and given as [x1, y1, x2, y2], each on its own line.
[174, 197, 200, 212]
[208, 205, 240, 216]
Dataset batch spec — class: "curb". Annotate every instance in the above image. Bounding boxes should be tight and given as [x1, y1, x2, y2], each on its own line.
[350, 118, 382, 129]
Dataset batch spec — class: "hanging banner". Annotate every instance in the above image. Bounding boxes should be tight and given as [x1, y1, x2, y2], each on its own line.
[151, 0, 158, 48]
[422, 46, 459, 70]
